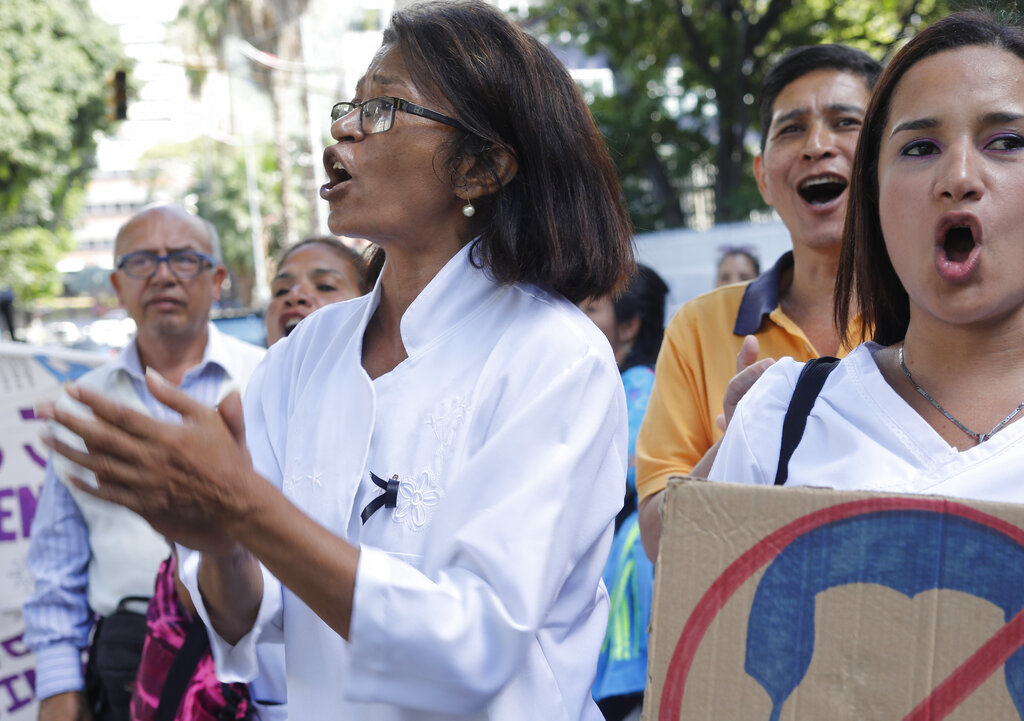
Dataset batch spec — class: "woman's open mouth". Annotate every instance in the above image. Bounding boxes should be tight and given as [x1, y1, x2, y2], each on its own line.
[935, 214, 982, 283]
[279, 311, 309, 337]
[320, 155, 353, 199]
[943, 225, 976, 263]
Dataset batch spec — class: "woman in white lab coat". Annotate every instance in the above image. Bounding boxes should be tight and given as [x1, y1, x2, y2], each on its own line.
[41, 1, 636, 719]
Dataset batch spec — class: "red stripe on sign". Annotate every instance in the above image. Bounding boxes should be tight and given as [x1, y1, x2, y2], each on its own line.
[659, 494, 1024, 720]
[902, 605, 1024, 721]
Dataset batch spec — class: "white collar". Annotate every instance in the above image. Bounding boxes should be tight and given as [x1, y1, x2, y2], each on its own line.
[372, 242, 506, 357]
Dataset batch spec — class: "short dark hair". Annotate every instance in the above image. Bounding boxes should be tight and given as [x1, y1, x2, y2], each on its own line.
[759, 44, 882, 152]
[382, 0, 635, 303]
[614, 264, 669, 370]
[716, 247, 760, 276]
[835, 11, 1024, 346]
[277, 236, 375, 294]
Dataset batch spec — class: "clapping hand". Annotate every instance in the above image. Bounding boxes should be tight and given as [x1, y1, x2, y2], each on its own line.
[38, 369, 254, 557]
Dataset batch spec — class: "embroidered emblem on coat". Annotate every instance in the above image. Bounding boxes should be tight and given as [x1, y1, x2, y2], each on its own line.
[283, 455, 324, 496]
[426, 396, 467, 467]
[393, 470, 443, 531]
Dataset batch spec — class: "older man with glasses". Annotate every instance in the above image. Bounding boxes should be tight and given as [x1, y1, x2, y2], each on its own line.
[24, 205, 266, 721]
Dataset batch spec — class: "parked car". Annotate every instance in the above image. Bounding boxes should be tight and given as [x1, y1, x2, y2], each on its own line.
[211, 307, 267, 348]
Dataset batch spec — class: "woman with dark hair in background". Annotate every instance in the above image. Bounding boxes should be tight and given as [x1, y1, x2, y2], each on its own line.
[264, 236, 371, 345]
[580, 263, 669, 721]
[714, 246, 760, 288]
[581, 264, 669, 526]
[41, 1, 636, 719]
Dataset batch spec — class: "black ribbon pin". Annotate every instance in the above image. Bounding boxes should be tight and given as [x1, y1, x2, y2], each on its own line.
[360, 472, 400, 524]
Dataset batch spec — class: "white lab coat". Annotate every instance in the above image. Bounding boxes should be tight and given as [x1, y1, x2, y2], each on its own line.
[711, 342, 1024, 502]
[181, 244, 627, 719]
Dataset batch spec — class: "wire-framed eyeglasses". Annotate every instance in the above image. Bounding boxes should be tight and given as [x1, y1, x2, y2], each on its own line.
[330, 96, 468, 135]
[116, 250, 218, 279]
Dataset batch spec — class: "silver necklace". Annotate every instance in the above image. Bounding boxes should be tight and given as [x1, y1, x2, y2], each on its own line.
[898, 342, 1024, 443]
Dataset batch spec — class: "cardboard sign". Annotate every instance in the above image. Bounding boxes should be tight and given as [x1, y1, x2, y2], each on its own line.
[646, 479, 1024, 721]
[0, 342, 105, 719]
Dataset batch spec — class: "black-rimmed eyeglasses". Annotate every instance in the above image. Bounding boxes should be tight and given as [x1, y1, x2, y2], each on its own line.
[116, 250, 217, 279]
[330, 96, 468, 135]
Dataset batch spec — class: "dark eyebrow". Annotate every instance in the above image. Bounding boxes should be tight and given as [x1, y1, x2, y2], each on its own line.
[370, 72, 405, 87]
[352, 72, 407, 100]
[890, 111, 1024, 139]
[983, 111, 1024, 125]
[771, 107, 808, 127]
[309, 268, 349, 279]
[772, 103, 864, 129]
[272, 268, 348, 284]
[890, 117, 939, 138]
[828, 103, 865, 117]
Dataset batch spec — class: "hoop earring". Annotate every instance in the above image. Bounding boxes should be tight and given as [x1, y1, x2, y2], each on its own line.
[462, 199, 476, 218]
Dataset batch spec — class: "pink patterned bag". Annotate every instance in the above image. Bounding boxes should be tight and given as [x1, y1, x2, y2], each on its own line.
[130, 555, 254, 721]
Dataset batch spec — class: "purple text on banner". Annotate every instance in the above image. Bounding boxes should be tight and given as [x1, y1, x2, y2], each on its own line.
[0, 486, 41, 542]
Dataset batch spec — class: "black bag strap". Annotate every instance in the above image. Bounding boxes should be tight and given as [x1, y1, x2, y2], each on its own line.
[155, 618, 211, 721]
[774, 356, 840, 486]
[115, 595, 151, 614]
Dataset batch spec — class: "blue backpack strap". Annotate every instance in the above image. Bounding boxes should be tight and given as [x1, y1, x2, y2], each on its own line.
[774, 356, 840, 486]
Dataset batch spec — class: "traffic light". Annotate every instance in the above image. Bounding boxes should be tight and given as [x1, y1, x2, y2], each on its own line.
[109, 69, 128, 121]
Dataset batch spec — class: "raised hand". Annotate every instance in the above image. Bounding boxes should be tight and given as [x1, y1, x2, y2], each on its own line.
[38, 369, 255, 557]
[715, 334, 775, 432]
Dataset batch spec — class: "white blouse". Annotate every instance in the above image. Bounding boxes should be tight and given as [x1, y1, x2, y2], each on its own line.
[709, 342, 1024, 504]
[181, 243, 627, 720]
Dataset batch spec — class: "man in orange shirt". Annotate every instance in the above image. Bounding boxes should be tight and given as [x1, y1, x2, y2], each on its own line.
[636, 45, 881, 560]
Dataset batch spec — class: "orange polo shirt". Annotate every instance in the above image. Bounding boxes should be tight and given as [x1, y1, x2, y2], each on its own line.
[635, 251, 861, 502]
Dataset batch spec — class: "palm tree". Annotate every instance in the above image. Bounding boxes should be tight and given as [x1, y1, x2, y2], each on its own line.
[178, 0, 314, 261]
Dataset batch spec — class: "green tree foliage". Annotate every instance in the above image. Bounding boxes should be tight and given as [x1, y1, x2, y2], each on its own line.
[176, 0, 313, 249]
[0, 0, 127, 299]
[533, 0, 948, 230]
[138, 137, 311, 307]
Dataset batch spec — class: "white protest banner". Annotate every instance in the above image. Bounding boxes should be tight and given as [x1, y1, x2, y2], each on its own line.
[0, 342, 106, 720]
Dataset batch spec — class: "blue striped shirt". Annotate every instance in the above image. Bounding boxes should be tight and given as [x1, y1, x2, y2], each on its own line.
[24, 329, 260, 700]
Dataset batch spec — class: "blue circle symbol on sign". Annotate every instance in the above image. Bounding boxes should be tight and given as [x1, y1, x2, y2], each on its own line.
[746, 510, 1024, 720]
